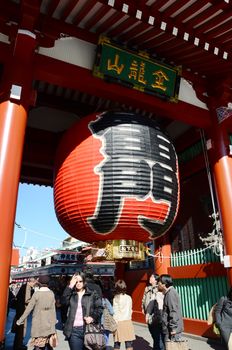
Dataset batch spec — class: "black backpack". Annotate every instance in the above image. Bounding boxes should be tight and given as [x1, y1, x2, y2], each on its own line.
[147, 299, 162, 325]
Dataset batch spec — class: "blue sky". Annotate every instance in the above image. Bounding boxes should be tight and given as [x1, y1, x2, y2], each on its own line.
[14, 183, 69, 256]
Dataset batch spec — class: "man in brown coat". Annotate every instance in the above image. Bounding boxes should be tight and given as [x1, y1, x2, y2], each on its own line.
[12, 277, 37, 350]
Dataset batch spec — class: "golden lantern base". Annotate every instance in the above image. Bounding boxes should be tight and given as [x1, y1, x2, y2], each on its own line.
[91, 240, 146, 262]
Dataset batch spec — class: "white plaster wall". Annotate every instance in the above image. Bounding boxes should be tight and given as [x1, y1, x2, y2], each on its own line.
[179, 77, 207, 109]
[0, 33, 10, 43]
[38, 37, 96, 70]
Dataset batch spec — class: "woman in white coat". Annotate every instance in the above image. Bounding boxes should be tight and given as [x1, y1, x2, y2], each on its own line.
[113, 280, 135, 350]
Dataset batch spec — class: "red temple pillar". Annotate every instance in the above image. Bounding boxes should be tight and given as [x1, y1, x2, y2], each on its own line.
[210, 106, 232, 286]
[0, 29, 37, 346]
[154, 234, 171, 275]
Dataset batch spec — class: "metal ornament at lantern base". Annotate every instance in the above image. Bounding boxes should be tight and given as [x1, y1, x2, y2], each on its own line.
[91, 240, 146, 262]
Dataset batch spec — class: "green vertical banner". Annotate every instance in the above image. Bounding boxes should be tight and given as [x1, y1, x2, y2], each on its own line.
[93, 36, 181, 102]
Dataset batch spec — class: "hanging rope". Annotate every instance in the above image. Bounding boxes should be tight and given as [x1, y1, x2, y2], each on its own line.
[15, 222, 65, 242]
[199, 129, 218, 220]
[146, 241, 219, 260]
[199, 129, 224, 262]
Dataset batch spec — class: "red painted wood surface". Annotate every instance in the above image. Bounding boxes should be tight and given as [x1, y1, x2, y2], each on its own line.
[0, 102, 28, 344]
[184, 318, 218, 339]
[211, 118, 232, 285]
[11, 248, 19, 266]
[155, 234, 171, 275]
[168, 262, 226, 279]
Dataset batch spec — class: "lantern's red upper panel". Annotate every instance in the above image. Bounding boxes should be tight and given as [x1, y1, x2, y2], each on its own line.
[1, 0, 232, 78]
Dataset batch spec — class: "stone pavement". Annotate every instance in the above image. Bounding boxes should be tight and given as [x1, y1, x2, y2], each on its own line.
[5, 308, 225, 350]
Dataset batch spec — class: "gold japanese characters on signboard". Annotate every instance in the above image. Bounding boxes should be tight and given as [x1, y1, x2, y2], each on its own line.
[93, 36, 181, 102]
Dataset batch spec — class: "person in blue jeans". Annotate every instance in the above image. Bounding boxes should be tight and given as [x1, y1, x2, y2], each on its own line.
[61, 272, 103, 350]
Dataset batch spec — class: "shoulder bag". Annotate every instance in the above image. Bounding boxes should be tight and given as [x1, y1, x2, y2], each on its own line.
[84, 295, 106, 350]
[207, 303, 216, 325]
[103, 306, 117, 333]
[49, 333, 58, 348]
[207, 303, 220, 336]
[209, 296, 228, 336]
[165, 339, 189, 350]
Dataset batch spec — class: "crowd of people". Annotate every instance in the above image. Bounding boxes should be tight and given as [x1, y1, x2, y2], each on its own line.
[7, 270, 232, 350]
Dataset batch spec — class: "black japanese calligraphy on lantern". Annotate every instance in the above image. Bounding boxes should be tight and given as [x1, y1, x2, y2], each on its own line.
[87, 112, 179, 239]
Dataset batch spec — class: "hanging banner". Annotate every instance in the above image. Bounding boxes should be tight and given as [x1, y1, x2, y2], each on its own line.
[93, 36, 181, 102]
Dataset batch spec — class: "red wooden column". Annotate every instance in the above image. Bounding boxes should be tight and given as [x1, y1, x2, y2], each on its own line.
[210, 106, 232, 285]
[0, 29, 37, 346]
[154, 234, 171, 275]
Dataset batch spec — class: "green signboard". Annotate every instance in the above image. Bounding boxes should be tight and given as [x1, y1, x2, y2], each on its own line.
[93, 37, 181, 102]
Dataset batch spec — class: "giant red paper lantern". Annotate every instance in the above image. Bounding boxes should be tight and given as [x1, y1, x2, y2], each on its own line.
[54, 111, 179, 245]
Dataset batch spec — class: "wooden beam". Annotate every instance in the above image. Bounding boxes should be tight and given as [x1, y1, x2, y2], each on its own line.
[34, 54, 211, 128]
[0, 42, 11, 65]
[84, 4, 109, 31]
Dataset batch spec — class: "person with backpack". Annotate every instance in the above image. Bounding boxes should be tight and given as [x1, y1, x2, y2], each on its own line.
[215, 287, 232, 349]
[141, 273, 164, 350]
